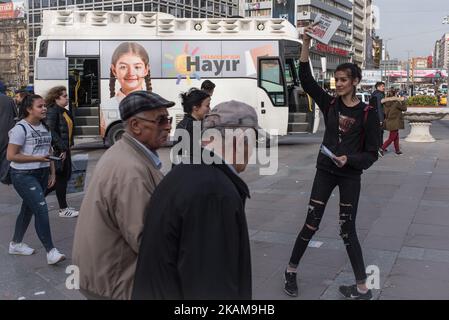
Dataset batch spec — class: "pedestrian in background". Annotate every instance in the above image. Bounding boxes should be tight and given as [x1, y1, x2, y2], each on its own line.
[1, 83, 18, 184]
[44, 86, 79, 218]
[283, 23, 380, 300]
[370, 81, 386, 155]
[72, 91, 174, 300]
[14, 89, 29, 118]
[132, 100, 256, 300]
[201, 79, 216, 96]
[172, 88, 210, 164]
[7, 94, 65, 265]
[380, 89, 407, 155]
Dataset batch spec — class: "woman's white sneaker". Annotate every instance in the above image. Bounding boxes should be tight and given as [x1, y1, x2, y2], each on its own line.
[47, 248, 66, 265]
[9, 242, 35, 255]
[58, 207, 79, 218]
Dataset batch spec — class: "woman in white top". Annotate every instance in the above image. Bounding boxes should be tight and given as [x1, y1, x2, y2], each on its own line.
[7, 94, 66, 265]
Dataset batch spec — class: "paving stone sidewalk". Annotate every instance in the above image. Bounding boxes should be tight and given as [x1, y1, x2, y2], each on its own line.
[1, 120, 449, 300]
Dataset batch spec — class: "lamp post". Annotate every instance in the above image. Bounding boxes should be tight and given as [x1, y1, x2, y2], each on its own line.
[383, 38, 392, 88]
[405, 50, 413, 96]
[443, 15, 449, 107]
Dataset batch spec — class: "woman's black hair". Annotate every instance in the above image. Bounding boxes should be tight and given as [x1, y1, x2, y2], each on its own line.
[335, 63, 362, 101]
[179, 88, 210, 114]
[19, 94, 43, 119]
[19, 94, 49, 129]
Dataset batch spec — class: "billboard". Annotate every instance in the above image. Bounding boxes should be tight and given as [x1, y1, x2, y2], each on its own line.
[99, 40, 278, 106]
[385, 69, 448, 78]
[360, 70, 382, 86]
[272, 0, 296, 27]
[0, 1, 26, 20]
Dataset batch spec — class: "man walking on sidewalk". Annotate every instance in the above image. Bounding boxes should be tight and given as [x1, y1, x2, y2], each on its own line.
[132, 101, 257, 300]
[370, 82, 386, 154]
[72, 91, 174, 300]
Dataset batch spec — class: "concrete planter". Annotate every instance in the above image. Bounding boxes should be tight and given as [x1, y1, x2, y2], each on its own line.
[403, 106, 449, 142]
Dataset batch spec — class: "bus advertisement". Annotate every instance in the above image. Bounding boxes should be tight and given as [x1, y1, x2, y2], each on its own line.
[34, 10, 319, 145]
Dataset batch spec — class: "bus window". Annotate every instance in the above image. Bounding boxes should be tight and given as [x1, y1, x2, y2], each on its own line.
[285, 65, 293, 86]
[39, 40, 48, 57]
[259, 58, 286, 106]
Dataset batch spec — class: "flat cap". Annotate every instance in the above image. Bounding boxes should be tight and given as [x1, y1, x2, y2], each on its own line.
[203, 100, 259, 130]
[119, 91, 175, 121]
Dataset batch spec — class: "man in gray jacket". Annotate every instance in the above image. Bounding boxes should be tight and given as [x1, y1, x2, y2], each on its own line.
[72, 91, 174, 300]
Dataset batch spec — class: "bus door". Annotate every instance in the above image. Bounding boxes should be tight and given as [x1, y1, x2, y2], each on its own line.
[257, 57, 289, 136]
[68, 58, 100, 137]
[284, 57, 315, 133]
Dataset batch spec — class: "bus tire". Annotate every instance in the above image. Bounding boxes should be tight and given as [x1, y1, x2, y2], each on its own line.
[106, 122, 125, 146]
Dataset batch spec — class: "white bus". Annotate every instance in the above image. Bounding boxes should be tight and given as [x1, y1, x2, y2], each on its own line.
[34, 10, 319, 145]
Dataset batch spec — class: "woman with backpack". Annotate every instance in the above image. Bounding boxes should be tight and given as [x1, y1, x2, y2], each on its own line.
[283, 24, 380, 300]
[7, 94, 66, 265]
[44, 86, 79, 218]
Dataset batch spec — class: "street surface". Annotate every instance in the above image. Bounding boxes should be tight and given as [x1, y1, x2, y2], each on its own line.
[1, 119, 449, 300]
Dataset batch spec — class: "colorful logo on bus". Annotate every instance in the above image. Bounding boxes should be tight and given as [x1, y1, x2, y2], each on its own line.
[163, 43, 202, 85]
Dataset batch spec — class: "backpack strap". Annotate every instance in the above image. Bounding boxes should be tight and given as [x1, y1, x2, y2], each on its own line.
[17, 123, 26, 135]
[360, 104, 374, 151]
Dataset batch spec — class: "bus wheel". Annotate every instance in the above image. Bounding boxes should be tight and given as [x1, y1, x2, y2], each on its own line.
[106, 122, 125, 146]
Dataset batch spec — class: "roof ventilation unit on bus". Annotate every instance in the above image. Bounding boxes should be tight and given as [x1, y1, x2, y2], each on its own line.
[237, 19, 252, 32]
[159, 18, 175, 33]
[56, 11, 73, 25]
[174, 19, 188, 31]
[270, 19, 286, 33]
[206, 19, 222, 33]
[109, 12, 122, 24]
[223, 20, 238, 33]
[140, 12, 157, 28]
[91, 12, 107, 26]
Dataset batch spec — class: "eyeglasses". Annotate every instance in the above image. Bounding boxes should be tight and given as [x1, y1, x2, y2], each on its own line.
[61, 95, 68, 98]
[135, 115, 173, 126]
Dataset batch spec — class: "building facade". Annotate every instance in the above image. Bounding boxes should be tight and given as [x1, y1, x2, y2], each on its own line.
[412, 57, 429, 70]
[244, 0, 271, 17]
[437, 33, 449, 70]
[244, 1, 354, 80]
[0, 18, 29, 89]
[350, 0, 376, 69]
[296, 0, 353, 78]
[433, 40, 441, 68]
[351, 0, 364, 66]
[372, 35, 381, 69]
[380, 59, 400, 71]
[27, 0, 241, 83]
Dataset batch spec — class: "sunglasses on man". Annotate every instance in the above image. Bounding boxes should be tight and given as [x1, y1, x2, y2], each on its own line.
[135, 115, 173, 126]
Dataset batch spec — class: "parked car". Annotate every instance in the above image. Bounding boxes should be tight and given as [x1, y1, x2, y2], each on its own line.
[356, 92, 371, 104]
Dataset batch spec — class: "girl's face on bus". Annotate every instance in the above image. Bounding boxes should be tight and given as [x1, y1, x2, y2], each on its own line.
[27, 98, 47, 120]
[192, 97, 211, 120]
[112, 52, 149, 94]
[335, 70, 359, 97]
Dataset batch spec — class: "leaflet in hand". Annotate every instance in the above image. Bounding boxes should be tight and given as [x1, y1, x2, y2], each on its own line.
[320, 144, 341, 167]
[306, 14, 341, 45]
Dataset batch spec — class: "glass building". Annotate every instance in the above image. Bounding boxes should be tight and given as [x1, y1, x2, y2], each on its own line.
[27, 0, 241, 83]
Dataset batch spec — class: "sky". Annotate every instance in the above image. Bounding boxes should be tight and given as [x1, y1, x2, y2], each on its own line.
[375, 0, 449, 61]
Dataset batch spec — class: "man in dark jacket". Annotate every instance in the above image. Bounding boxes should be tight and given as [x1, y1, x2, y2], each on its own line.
[0, 83, 17, 183]
[370, 82, 385, 153]
[132, 100, 258, 300]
